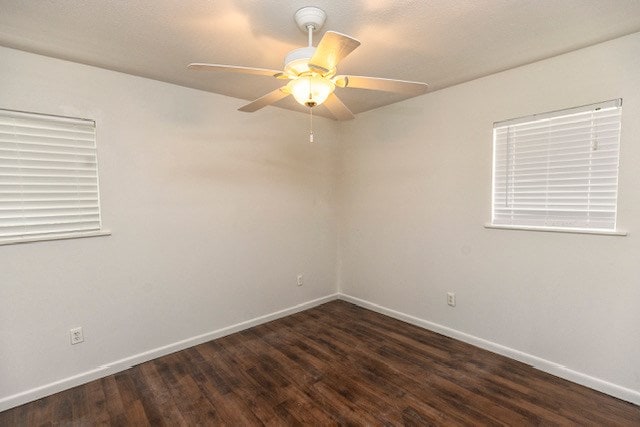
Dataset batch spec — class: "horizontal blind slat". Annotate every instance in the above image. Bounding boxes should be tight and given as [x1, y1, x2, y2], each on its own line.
[495, 122, 620, 139]
[0, 137, 95, 149]
[495, 141, 619, 157]
[0, 223, 101, 239]
[0, 215, 99, 227]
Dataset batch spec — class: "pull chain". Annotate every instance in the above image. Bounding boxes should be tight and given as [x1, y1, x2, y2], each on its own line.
[306, 24, 315, 144]
[309, 107, 314, 143]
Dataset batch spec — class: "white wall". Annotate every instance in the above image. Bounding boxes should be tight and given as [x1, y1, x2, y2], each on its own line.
[0, 46, 340, 406]
[338, 33, 640, 398]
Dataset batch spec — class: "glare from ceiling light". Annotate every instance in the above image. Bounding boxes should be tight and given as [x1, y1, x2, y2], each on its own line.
[288, 75, 335, 108]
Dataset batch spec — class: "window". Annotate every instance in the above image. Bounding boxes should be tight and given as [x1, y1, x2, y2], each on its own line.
[491, 99, 622, 233]
[0, 108, 107, 244]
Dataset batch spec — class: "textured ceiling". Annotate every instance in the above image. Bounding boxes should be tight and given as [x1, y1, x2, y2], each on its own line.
[1, 0, 640, 119]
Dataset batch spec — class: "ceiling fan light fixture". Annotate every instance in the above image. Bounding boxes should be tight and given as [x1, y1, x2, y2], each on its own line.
[288, 75, 335, 107]
[189, 6, 427, 121]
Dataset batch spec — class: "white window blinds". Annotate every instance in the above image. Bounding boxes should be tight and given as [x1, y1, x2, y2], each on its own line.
[492, 99, 621, 232]
[0, 109, 102, 242]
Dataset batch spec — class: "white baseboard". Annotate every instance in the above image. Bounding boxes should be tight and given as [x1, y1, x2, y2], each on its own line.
[338, 293, 640, 406]
[0, 293, 340, 412]
[4, 292, 638, 412]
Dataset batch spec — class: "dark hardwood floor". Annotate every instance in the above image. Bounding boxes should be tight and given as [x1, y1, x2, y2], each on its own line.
[1, 300, 639, 425]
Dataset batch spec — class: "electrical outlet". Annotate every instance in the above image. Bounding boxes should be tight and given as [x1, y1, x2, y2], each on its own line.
[70, 327, 84, 345]
[447, 292, 456, 307]
[297, 274, 304, 286]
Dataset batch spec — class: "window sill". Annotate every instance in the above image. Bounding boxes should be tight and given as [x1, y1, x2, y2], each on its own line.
[0, 230, 112, 246]
[484, 224, 627, 236]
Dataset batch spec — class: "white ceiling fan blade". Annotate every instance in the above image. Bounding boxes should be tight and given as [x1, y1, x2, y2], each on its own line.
[238, 87, 290, 112]
[188, 63, 282, 78]
[335, 75, 428, 95]
[309, 31, 361, 75]
[323, 93, 355, 121]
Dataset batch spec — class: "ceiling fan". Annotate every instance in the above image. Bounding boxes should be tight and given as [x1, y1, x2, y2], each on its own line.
[188, 6, 428, 122]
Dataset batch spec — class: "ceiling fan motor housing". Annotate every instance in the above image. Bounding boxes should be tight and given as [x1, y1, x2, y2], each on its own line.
[284, 46, 316, 75]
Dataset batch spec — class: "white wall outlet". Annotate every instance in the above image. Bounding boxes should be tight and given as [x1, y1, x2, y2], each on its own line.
[447, 292, 456, 307]
[70, 327, 84, 345]
[296, 274, 304, 286]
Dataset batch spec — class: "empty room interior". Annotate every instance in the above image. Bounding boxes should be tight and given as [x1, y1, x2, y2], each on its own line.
[1, 0, 640, 424]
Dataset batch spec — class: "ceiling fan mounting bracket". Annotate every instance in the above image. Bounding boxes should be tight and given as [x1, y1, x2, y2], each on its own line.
[294, 6, 326, 33]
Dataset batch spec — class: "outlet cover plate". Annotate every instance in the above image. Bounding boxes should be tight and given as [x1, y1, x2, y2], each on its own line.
[70, 327, 84, 345]
[447, 292, 456, 307]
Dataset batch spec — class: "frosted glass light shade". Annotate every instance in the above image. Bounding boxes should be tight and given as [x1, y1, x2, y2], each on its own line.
[288, 76, 335, 107]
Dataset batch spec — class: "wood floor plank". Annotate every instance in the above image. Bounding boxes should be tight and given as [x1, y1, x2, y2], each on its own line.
[1, 300, 639, 425]
[132, 362, 185, 426]
[84, 377, 111, 425]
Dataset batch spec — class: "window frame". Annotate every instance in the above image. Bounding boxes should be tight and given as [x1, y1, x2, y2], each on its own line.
[0, 108, 111, 246]
[487, 100, 626, 236]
